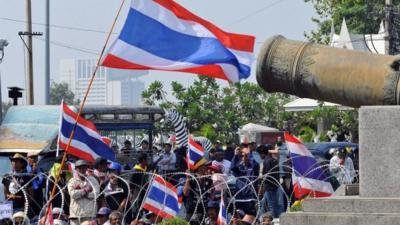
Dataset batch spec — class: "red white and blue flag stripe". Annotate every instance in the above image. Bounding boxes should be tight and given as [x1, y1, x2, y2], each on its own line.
[217, 196, 228, 225]
[284, 132, 334, 198]
[187, 137, 206, 170]
[101, 0, 255, 83]
[143, 175, 180, 219]
[59, 103, 115, 162]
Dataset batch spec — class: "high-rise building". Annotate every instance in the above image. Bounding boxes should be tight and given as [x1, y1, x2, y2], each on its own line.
[59, 59, 146, 105]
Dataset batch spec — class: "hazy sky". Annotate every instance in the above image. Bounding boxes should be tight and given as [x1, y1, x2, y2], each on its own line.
[0, 0, 317, 104]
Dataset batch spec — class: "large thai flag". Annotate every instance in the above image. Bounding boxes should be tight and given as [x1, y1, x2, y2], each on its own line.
[101, 0, 255, 83]
[284, 132, 334, 198]
[217, 196, 228, 225]
[59, 103, 115, 162]
[187, 137, 207, 171]
[143, 175, 180, 219]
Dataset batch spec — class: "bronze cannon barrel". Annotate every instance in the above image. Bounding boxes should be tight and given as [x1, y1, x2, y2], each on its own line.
[256, 35, 400, 108]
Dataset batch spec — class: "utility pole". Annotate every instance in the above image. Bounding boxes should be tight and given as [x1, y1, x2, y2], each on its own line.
[385, 0, 393, 55]
[26, 0, 34, 105]
[45, 0, 50, 104]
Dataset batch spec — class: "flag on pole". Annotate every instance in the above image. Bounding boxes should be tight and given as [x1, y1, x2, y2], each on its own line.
[101, 0, 255, 83]
[217, 195, 228, 225]
[187, 137, 207, 171]
[284, 132, 334, 198]
[143, 175, 180, 219]
[59, 103, 115, 162]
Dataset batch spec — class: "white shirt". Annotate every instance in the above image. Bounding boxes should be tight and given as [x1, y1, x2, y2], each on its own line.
[329, 155, 355, 185]
[158, 151, 176, 172]
[212, 159, 232, 175]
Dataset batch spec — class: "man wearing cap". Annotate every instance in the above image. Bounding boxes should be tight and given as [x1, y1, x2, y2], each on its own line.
[68, 159, 100, 225]
[2, 153, 33, 215]
[103, 162, 129, 213]
[204, 201, 219, 225]
[211, 148, 231, 175]
[96, 207, 111, 225]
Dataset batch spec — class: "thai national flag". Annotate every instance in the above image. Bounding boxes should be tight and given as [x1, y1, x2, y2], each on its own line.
[284, 132, 334, 198]
[143, 175, 180, 219]
[101, 0, 255, 83]
[187, 137, 206, 171]
[217, 196, 228, 225]
[59, 103, 115, 162]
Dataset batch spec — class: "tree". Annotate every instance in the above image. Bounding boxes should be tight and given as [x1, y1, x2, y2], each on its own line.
[49, 81, 78, 105]
[304, 0, 400, 43]
[142, 76, 292, 142]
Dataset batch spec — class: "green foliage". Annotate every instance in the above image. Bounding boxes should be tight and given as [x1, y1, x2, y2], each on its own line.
[299, 126, 317, 142]
[49, 81, 78, 105]
[304, 0, 400, 43]
[142, 76, 292, 142]
[157, 217, 189, 225]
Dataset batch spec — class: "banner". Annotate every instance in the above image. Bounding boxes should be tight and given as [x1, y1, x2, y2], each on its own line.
[0, 201, 13, 219]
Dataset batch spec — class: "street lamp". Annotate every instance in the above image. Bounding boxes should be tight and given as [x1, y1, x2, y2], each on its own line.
[0, 39, 9, 63]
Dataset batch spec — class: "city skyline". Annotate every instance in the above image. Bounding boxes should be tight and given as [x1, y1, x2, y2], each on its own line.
[60, 58, 146, 106]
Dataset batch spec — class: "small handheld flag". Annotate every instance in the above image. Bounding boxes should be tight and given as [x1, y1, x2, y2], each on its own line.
[187, 137, 207, 171]
[143, 175, 180, 219]
[102, 0, 255, 83]
[285, 132, 334, 198]
[217, 195, 228, 225]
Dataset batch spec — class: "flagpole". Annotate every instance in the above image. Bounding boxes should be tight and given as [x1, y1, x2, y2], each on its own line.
[43, 0, 126, 223]
[134, 172, 156, 222]
[56, 99, 63, 157]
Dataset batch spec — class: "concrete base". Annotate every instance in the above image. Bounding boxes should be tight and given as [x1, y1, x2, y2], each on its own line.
[280, 212, 400, 225]
[280, 196, 400, 225]
[280, 106, 400, 225]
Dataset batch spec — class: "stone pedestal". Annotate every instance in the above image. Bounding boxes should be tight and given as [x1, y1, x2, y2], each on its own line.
[280, 106, 400, 225]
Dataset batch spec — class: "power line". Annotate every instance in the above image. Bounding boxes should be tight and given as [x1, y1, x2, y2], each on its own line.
[33, 36, 99, 55]
[224, 0, 289, 28]
[0, 16, 118, 35]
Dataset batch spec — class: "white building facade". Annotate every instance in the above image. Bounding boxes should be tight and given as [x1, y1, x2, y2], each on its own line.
[59, 59, 146, 106]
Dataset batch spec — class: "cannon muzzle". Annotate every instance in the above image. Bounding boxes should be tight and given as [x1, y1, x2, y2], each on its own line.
[256, 35, 400, 108]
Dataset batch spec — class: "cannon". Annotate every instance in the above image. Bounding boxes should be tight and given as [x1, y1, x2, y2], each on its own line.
[256, 35, 400, 108]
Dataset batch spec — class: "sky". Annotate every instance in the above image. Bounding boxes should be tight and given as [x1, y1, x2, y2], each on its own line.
[0, 0, 317, 105]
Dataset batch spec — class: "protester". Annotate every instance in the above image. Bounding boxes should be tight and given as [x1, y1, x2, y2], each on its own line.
[2, 153, 33, 215]
[182, 160, 210, 221]
[157, 143, 176, 174]
[93, 158, 109, 185]
[211, 149, 231, 175]
[139, 140, 150, 152]
[231, 149, 259, 218]
[329, 149, 356, 185]
[96, 207, 111, 225]
[26, 151, 44, 218]
[12, 211, 29, 225]
[103, 162, 129, 212]
[108, 211, 122, 225]
[47, 156, 72, 215]
[67, 160, 100, 225]
[121, 140, 133, 156]
[130, 154, 149, 219]
[261, 146, 284, 218]
[259, 212, 273, 225]
[205, 201, 219, 225]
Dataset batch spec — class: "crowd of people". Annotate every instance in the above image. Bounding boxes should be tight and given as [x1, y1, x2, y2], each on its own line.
[0, 138, 357, 225]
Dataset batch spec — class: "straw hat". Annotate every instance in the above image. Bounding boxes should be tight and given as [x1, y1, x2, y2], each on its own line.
[9, 153, 28, 168]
